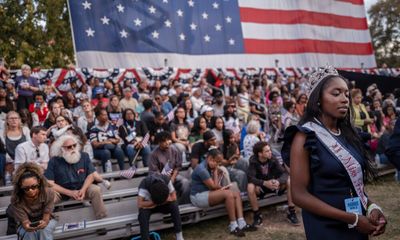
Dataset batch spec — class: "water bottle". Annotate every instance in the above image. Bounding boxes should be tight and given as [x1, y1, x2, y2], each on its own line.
[5, 173, 12, 186]
[182, 151, 187, 163]
[105, 160, 112, 173]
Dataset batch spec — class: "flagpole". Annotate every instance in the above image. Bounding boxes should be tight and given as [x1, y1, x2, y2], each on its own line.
[66, 0, 79, 67]
[130, 148, 142, 166]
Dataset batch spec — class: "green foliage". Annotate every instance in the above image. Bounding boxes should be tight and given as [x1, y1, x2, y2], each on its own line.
[368, 0, 400, 67]
[0, 0, 74, 68]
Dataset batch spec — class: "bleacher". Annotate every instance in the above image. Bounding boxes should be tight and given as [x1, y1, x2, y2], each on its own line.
[0, 156, 290, 240]
[0, 156, 394, 240]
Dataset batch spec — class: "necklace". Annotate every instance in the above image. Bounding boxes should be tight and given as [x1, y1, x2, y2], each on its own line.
[328, 128, 341, 136]
[313, 117, 341, 136]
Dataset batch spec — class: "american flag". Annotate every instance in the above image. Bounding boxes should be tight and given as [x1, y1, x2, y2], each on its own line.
[161, 162, 173, 177]
[165, 106, 177, 122]
[120, 166, 137, 179]
[68, 0, 375, 68]
[141, 132, 150, 147]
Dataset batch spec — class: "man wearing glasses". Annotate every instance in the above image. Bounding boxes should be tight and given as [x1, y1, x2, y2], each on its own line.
[14, 126, 49, 173]
[45, 134, 107, 220]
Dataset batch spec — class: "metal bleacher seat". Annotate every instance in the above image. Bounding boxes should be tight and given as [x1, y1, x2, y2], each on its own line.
[0, 164, 394, 239]
[0, 193, 287, 240]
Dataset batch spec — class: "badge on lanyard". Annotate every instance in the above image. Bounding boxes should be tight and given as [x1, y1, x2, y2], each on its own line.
[126, 132, 136, 142]
[344, 197, 362, 215]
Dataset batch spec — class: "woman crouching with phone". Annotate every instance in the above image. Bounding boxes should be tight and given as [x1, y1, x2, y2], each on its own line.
[190, 147, 256, 237]
[9, 162, 57, 239]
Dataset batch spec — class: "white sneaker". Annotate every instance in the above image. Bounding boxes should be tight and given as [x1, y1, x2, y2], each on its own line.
[102, 180, 112, 190]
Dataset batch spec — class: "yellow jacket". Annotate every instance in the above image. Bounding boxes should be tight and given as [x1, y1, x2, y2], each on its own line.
[351, 103, 371, 132]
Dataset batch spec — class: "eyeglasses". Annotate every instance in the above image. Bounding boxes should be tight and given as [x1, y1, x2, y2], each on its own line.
[7, 117, 20, 120]
[56, 119, 65, 123]
[62, 143, 77, 150]
[21, 184, 40, 192]
[36, 148, 40, 158]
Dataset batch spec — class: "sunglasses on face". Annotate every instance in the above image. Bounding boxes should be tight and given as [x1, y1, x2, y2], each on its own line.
[21, 184, 40, 192]
[62, 143, 77, 151]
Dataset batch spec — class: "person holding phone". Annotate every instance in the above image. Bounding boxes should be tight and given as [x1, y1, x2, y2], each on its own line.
[190, 148, 256, 237]
[8, 162, 57, 239]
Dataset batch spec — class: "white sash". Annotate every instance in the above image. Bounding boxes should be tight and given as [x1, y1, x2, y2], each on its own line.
[302, 121, 368, 209]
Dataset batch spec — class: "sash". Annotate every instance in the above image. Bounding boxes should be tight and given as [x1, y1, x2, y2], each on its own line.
[302, 121, 368, 209]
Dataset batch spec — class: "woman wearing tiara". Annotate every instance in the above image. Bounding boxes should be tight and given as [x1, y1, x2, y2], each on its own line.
[281, 66, 386, 240]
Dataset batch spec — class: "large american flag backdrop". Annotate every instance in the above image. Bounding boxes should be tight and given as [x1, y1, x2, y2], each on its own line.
[68, 0, 376, 68]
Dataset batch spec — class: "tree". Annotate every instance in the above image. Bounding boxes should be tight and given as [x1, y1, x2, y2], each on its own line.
[0, 0, 74, 69]
[368, 0, 400, 67]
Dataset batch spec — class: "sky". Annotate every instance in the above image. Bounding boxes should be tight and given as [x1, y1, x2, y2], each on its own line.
[364, 0, 378, 17]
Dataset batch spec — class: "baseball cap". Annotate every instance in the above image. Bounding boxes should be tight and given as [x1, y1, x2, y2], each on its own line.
[200, 105, 213, 115]
[160, 89, 169, 96]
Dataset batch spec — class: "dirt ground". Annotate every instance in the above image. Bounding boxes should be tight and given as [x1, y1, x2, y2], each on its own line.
[157, 175, 400, 240]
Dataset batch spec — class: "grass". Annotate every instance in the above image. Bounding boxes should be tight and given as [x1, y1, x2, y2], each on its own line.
[157, 175, 400, 240]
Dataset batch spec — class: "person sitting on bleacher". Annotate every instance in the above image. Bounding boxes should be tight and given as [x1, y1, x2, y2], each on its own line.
[149, 131, 191, 204]
[45, 135, 108, 220]
[118, 108, 151, 167]
[89, 108, 125, 172]
[190, 147, 256, 237]
[147, 111, 169, 148]
[9, 162, 57, 239]
[190, 130, 217, 169]
[14, 126, 49, 174]
[247, 141, 299, 226]
[138, 172, 184, 240]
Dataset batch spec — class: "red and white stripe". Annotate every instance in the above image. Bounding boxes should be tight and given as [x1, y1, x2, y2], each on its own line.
[141, 132, 150, 147]
[120, 166, 136, 179]
[239, 0, 376, 68]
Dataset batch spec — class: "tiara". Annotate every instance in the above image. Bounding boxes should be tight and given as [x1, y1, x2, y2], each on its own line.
[306, 65, 339, 97]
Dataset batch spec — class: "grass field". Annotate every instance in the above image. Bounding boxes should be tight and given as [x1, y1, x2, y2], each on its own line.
[157, 174, 400, 240]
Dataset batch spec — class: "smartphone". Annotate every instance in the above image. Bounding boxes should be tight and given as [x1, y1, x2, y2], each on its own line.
[34, 102, 41, 109]
[30, 221, 40, 228]
[222, 183, 233, 190]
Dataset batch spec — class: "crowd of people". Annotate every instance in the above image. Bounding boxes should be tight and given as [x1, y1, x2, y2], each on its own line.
[0, 63, 397, 239]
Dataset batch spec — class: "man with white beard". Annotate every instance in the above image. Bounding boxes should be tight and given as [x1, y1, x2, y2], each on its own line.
[44, 135, 107, 220]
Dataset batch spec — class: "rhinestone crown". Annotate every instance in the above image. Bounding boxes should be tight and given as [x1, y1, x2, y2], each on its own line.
[306, 65, 339, 97]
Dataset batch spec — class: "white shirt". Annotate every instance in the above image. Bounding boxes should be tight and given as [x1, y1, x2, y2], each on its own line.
[14, 140, 49, 172]
[190, 96, 204, 113]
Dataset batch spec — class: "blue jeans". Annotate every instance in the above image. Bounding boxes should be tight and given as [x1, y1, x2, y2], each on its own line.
[124, 144, 151, 167]
[0, 154, 5, 181]
[17, 219, 57, 240]
[93, 144, 125, 172]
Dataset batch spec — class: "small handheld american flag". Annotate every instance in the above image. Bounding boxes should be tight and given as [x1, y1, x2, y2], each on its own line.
[165, 106, 178, 122]
[141, 132, 150, 147]
[120, 132, 150, 179]
[120, 166, 136, 179]
[161, 162, 173, 177]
